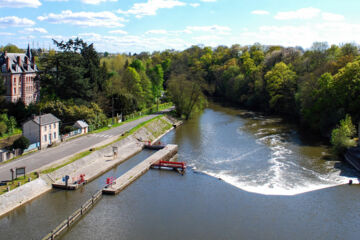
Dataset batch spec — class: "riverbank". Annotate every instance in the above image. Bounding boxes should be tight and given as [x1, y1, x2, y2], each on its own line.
[0, 115, 178, 218]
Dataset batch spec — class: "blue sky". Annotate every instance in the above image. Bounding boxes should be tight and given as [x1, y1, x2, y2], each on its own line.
[0, 0, 359, 53]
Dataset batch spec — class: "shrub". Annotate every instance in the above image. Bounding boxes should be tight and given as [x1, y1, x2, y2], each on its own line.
[331, 115, 357, 155]
[0, 121, 7, 136]
[12, 136, 30, 151]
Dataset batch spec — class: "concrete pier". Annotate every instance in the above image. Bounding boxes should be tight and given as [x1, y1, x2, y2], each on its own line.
[52, 138, 144, 189]
[103, 144, 178, 195]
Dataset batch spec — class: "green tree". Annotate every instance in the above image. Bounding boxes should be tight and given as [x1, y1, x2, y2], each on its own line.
[40, 38, 107, 102]
[331, 115, 357, 155]
[149, 64, 164, 109]
[0, 121, 7, 136]
[2, 44, 23, 53]
[333, 60, 360, 121]
[6, 116, 16, 135]
[122, 67, 145, 109]
[167, 74, 207, 120]
[265, 62, 297, 114]
[12, 136, 30, 151]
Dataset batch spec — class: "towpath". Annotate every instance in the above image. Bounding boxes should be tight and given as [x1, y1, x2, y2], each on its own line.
[0, 109, 173, 181]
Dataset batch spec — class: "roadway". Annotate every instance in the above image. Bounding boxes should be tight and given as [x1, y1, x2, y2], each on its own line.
[0, 110, 171, 181]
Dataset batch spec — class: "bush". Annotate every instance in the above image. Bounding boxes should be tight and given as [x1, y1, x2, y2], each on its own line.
[12, 136, 30, 151]
[331, 115, 357, 155]
[0, 121, 7, 136]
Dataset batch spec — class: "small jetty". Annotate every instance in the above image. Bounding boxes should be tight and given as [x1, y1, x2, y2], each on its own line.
[151, 160, 186, 174]
[103, 144, 178, 195]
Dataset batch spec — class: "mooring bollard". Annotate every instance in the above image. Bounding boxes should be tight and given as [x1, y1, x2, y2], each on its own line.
[28, 177, 31, 182]
[7, 186, 10, 192]
[17, 182, 21, 187]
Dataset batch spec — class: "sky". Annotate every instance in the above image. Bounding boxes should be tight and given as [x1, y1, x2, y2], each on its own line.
[0, 0, 360, 53]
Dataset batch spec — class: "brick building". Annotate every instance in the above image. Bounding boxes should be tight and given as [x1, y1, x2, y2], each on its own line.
[0, 45, 40, 105]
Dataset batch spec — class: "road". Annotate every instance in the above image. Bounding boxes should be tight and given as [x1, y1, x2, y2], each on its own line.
[0, 110, 170, 181]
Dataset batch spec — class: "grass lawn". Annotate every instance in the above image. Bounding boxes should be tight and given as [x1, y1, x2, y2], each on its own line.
[0, 172, 38, 195]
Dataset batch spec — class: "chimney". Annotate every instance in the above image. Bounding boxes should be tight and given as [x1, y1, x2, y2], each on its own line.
[6, 57, 10, 71]
[17, 56, 21, 66]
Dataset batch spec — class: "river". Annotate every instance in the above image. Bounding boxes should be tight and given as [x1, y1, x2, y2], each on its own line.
[1, 103, 360, 240]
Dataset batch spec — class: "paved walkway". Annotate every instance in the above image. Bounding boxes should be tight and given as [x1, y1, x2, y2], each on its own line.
[0, 109, 172, 181]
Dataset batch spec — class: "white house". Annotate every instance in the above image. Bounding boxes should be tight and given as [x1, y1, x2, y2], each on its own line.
[22, 113, 61, 148]
[73, 120, 89, 134]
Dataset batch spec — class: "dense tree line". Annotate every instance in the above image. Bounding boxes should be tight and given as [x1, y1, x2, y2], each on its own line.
[128, 42, 359, 138]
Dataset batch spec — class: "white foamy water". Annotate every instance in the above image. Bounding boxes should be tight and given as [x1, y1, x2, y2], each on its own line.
[188, 116, 359, 196]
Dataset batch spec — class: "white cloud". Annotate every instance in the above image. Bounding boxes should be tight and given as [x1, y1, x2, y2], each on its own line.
[146, 29, 168, 34]
[44, 0, 68, 2]
[0, 16, 35, 28]
[238, 21, 360, 48]
[275, 7, 321, 20]
[251, 10, 269, 15]
[63, 32, 188, 53]
[21, 27, 48, 34]
[190, 3, 200, 7]
[108, 29, 128, 34]
[322, 12, 345, 22]
[200, 0, 216, 2]
[81, 0, 117, 4]
[117, 0, 186, 18]
[0, 0, 41, 8]
[0, 32, 14, 36]
[144, 25, 231, 36]
[185, 25, 231, 35]
[38, 10, 125, 28]
[42, 34, 66, 40]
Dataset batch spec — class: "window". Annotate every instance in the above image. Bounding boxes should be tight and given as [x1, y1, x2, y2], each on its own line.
[13, 88, 16, 94]
[44, 134, 47, 142]
[54, 132, 56, 139]
[49, 124, 51, 130]
[53, 123, 56, 128]
[44, 125, 47, 131]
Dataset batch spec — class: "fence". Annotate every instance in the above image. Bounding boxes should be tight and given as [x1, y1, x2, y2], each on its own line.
[41, 190, 102, 240]
[60, 129, 82, 141]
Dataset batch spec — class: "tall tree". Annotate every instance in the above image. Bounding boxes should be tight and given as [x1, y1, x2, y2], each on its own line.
[265, 62, 297, 115]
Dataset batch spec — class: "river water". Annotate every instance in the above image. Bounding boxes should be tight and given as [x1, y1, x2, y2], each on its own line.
[2, 103, 360, 239]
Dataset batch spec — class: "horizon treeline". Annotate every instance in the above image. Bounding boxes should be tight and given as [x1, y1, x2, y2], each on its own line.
[126, 41, 359, 136]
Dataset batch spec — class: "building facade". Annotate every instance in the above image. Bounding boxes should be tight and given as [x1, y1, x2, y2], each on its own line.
[73, 120, 89, 134]
[0, 45, 40, 105]
[22, 113, 60, 149]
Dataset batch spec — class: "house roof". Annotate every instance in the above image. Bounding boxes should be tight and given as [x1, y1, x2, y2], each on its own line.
[74, 120, 88, 128]
[0, 51, 38, 74]
[31, 113, 60, 126]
